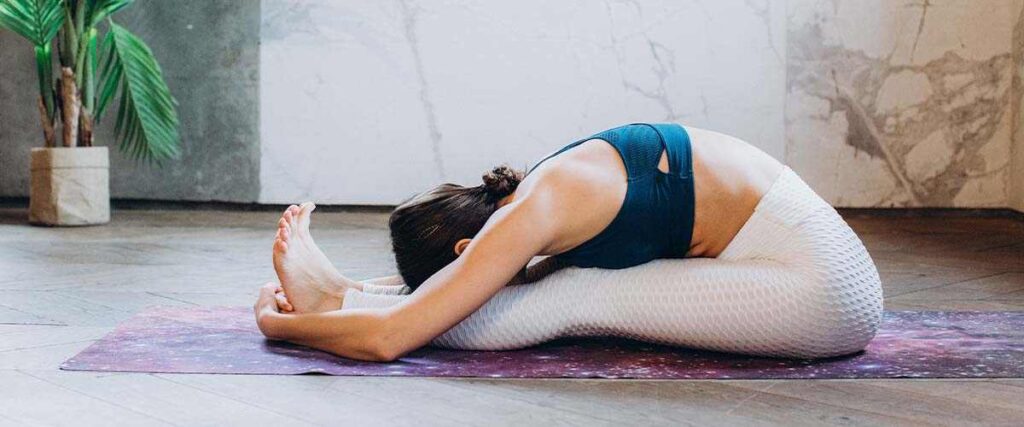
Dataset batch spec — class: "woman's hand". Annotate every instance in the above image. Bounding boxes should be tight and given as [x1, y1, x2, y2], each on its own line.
[254, 282, 290, 338]
[250, 282, 394, 361]
[274, 286, 294, 312]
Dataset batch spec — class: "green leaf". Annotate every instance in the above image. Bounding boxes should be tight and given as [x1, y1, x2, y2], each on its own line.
[0, 0, 63, 120]
[84, 0, 131, 27]
[0, 0, 65, 46]
[34, 43, 55, 119]
[96, 20, 179, 162]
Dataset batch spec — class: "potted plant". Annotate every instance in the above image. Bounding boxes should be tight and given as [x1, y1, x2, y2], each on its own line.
[0, 0, 179, 225]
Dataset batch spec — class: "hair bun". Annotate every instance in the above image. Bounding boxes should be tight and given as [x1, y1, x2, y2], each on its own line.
[481, 165, 523, 199]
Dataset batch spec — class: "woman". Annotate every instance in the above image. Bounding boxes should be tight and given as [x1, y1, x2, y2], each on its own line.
[255, 123, 883, 362]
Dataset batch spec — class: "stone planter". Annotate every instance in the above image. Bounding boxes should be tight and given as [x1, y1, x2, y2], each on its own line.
[29, 147, 110, 226]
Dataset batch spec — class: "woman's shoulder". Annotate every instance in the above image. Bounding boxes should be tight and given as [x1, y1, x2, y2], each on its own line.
[508, 142, 629, 253]
[521, 141, 626, 202]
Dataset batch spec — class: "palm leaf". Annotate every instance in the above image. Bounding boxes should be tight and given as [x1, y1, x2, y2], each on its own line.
[96, 21, 179, 161]
[0, 0, 64, 46]
[0, 0, 64, 126]
[83, 0, 131, 27]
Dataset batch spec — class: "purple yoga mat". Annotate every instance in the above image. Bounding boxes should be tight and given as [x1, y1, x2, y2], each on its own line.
[61, 306, 1024, 379]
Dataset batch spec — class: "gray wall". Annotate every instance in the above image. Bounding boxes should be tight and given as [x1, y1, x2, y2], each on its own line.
[0, 0, 260, 202]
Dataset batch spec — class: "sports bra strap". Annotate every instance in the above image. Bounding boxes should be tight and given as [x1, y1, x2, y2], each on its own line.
[529, 123, 691, 179]
[527, 134, 597, 175]
[648, 123, 693, 178]
[530, 123, 696, 270]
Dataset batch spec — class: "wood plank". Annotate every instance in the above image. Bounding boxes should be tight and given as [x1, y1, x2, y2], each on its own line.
[884, 299, 1024, 311]
[0, 324, 59, 336]
[0, 303, 63, 325]
[730, 380, 1024, 425]
[0, 326, 106, 352]
[0, 327, 107, 370]
[0, 291, 134, 326]
[887, 272, 1024, 306]
[1, 209, 1022, 425]
[0, 370, 167, 426]
[23, 370, 312, 427]
[438, 378, 916, 426]
[870, 380, 1024, 412]
[993, 379, 1024, 389]
[146, 291, 255, 307]
[165, 374, 611, 426]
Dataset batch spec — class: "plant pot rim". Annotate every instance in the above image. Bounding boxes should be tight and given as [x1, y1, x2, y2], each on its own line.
[31, 146, 109, 170]
[31, 146, 108, 151]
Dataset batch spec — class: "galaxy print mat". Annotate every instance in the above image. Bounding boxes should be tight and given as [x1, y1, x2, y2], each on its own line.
[61, 307, 1024, 379]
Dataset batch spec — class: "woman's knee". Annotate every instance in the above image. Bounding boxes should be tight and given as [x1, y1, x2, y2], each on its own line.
[788, 273, 883, 358]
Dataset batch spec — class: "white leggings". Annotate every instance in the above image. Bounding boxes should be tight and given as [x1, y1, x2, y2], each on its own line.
[342, 168, 884, 358]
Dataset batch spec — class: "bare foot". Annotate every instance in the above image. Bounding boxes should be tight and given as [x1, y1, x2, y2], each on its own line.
[273, 202, 350, 313]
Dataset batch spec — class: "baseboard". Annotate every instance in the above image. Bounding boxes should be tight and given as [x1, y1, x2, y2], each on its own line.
[0, 197, 394, 214]
[836, 207, 1024, 220]
[0, 197, 27, 208]
[1, 197, 1022, 220]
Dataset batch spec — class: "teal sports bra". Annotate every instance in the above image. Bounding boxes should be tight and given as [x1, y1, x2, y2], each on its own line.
[529, 123, 695, 269]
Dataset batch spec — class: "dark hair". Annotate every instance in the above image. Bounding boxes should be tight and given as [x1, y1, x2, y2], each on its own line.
[389, 165, 524, 289]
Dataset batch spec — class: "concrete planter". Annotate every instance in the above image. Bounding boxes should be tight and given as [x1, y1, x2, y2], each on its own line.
[29, 147, 110, 226]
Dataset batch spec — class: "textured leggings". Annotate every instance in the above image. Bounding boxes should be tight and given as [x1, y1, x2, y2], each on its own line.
[342, 168, 884, 358]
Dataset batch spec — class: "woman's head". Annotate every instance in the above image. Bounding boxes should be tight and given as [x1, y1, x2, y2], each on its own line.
[389, 165, 524, 289]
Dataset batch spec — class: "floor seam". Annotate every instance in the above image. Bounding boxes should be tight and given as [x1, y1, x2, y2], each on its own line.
[150, 374, 322, 426]
[428, 379, 635, 425]
[724, 381, 777, 415]
[747, 385, 940, 424]
[15, 369, 178, 426]
[886, 271, 1010, 298]
[0, 338, 99, 354]
[145, 291, 201, 306]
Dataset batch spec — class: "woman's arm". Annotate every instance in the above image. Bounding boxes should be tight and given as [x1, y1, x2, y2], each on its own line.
[360, 257, 565, 293]
[255, 285, 396, 361]
[257, 192, 559, 361]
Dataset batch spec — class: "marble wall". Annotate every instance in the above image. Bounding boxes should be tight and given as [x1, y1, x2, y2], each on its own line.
[2, 0, 1021, 210]
[787, 0, 1022, 207]
[1015, 121, 1024, 211]
[1015, 141, 1024, 211]
[259, 0, 787, 204]
[1014, 4, 1024, 213]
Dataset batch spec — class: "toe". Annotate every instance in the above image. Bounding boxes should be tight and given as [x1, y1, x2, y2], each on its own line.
[277, 217, 288, 230]
[275, 226, 290, 242]
[274, 238, 288, 253]
[281, 205, 296, 221]
[298, 202, 316, 229]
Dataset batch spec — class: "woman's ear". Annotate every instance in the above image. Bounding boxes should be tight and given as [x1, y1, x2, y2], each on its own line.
[454, 238, 472, 256]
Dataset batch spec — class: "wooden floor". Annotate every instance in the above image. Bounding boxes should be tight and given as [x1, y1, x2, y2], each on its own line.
[0, 207, 1022, 426]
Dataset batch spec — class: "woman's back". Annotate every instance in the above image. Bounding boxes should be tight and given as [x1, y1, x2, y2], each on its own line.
[687, 127, 784, 257]
[518, 124, 783, 260]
